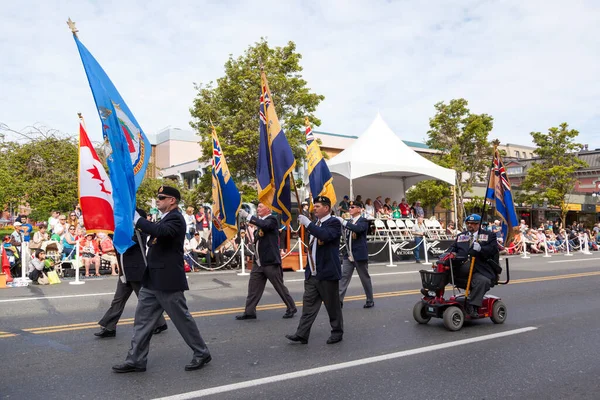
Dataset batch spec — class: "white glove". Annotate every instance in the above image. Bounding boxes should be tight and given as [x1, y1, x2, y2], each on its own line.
[133, 211, 141, 225]
[335, 216, 347, 226]
[238, 209, 249, 219]
[298, 214, 311, 227]
[472, 242, 481, 252]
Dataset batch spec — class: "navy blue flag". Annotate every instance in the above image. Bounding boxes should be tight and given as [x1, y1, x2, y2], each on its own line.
[486, 148, 519, 243]
[256, 70, 296, 224]
[71, 32, 151, 252]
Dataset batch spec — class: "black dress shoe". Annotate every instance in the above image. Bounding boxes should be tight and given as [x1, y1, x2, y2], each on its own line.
[465, 305, 479, 318]
[340, 301, 343, 309]
[94, 328, 116, 338]
[153, 324, 168, 335]
[282, 309, 297, 319]
[235, 314, 257, 320]
[363, 301, 375, 309]
[285, 334, 308, 344]
[326, 336, 343, 344]
[185, 355, 212, 371]
[112, 363, 146, 373]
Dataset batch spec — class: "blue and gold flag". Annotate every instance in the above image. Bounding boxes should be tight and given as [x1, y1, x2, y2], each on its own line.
[211, 126, 241, 251]
[257, 70, 296, 224]
[485, 148, 519, 243]
[305, 118, 336, 209]
[71, 27, 150, 253]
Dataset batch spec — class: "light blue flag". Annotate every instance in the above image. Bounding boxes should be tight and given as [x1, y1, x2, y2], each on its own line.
[72, 33, 151, 252]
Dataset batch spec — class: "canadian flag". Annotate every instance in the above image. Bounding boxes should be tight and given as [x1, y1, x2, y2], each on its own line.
[78, 120, 115, 233]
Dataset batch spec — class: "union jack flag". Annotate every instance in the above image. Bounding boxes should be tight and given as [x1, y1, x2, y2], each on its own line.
[212, 137, 223, 173]
[493, 152, 511, 191]
[305, 123, 315, 144]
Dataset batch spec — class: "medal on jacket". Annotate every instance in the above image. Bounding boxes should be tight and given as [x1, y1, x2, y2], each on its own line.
[258, 229, 264, 237]
[151, 238, 157, 245]
[352, 232, 357, 240]
[318, 240, 324, 246]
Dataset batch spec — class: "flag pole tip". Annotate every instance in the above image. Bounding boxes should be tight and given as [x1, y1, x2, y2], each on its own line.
[77, 112, 82, 118]
[67, 18, 79, 37]
[492, 139, 500, 146]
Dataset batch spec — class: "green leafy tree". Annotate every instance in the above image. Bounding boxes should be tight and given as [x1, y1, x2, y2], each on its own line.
[189, 38, 325, 201]
[406, 180, 452, 216]
[0, 125, 78, 220]
[426, 99, 494, 222]
[520, 123, 587, 225]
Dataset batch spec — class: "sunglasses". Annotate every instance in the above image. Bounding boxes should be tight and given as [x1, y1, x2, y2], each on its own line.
[157, 195, 174, 201]
[349, 205, 359, 209]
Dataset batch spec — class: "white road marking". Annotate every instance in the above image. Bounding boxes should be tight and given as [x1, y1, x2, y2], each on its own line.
[285, 270, 419, 282]
[548, 257, 600, 264]
[0, 292, 115, 303]
[152, 327, 538, 400]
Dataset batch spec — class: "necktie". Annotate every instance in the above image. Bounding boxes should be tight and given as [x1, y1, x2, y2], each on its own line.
[308, 221, 320, 274]
[348, 220, 354, 262]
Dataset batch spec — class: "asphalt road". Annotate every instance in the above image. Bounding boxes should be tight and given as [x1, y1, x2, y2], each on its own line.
[1, 253, 600, 400]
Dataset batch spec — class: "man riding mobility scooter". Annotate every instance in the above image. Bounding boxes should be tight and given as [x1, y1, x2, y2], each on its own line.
[413, 214, 510, 331]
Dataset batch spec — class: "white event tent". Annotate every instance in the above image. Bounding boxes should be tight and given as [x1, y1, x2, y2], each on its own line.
[327, 113, 456, 206]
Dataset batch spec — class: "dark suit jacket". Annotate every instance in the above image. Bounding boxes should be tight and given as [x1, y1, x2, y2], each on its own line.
[343, 216, 369, 262]
[471, 229, 499, 280]
[136, 209, 188, 291]
[117, 230, 148, 282]
[304, 216, 342, 281]
[249, 215, 281, 266]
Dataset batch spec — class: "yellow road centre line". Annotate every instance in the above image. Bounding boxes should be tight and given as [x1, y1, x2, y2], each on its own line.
[3, 270, 600, 338]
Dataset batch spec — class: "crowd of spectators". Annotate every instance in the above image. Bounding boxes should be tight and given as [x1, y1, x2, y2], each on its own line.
[336, 194, 425, 220]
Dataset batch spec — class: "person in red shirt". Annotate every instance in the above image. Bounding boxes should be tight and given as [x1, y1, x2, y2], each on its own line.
[81, 233, 101, 277]
[399, 198, 410, 218]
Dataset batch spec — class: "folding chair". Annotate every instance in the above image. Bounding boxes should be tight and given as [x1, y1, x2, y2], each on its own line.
[374, 219, 389, 240]
[386, 219, 403, 239]
[395, 219, 412, 239]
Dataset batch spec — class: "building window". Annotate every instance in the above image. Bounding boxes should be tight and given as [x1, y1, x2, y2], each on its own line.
[507, 166, 523, 175]
[515, 151, 520, 159]
[530, 153, 534, 158]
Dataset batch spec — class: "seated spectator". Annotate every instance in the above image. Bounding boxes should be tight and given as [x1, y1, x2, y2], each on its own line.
[30, 223, 49, 251]
[187, 232, 210, 268]
[391, 205, 401, 219]
[98, 233, 118, 275]
[61, 226, 77, 260]
[399, 198, 410, 218]
[338, 196, 350, 216]
[524, 229, 541, 253]
[81, 233, 101, 277]
[364, 199, 375, 219]
[48, 211, 60, 234]
[54, 215, 68, 238]
[446, 222, 458, 237]
[3, 235, 19, 268]
[67, 212, 80, 231]
[376, 205, 391, 219]
[414, 201, 425, 218]
[29, 250, 49, 285]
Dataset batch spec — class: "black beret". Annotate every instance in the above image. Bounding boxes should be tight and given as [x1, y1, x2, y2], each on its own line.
[349, 200, 363, 208]
[157, 185, 181, 201]
[314, 196, 331, 206]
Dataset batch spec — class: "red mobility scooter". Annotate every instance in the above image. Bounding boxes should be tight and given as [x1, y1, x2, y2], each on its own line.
[412, 252, 510, 331]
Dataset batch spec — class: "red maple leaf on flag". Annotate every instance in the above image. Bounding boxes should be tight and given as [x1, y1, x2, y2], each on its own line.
[87, 165, 112, 195]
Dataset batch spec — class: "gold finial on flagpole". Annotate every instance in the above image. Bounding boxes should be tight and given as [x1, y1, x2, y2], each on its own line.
[67, 18, 79, 37]
[304, 116, 310, 128]
[78, 112, 86, 129]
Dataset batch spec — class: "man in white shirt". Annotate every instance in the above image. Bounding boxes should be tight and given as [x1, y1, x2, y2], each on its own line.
[412, 216, 427, 263]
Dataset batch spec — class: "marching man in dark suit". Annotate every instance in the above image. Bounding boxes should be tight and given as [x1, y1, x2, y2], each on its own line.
[95, 209, 167, 338]
[112, 186, 211, 373]
[336, 200, 374, 309]
[286, 196, 343, 345]
[235, 203, 297, 320]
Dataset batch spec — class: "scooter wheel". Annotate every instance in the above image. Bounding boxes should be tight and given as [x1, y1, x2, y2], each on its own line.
[413, 301, 431, 324]
[490, 300, 507, 324]
[443, 306, 464, 331]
